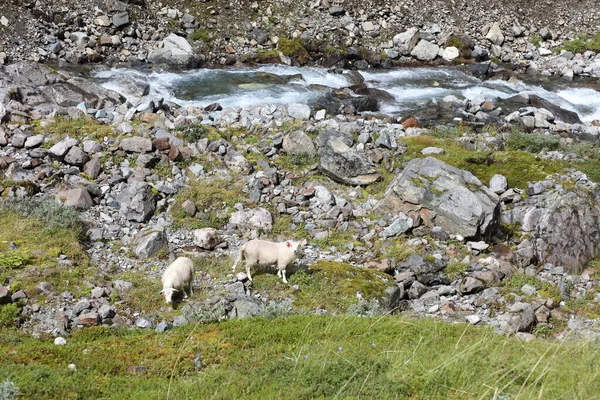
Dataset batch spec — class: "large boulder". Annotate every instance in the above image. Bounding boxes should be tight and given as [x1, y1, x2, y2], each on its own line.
[486, 22, 505, 46]
[132, 228, 168, 259]
[148, 33, 194, 65]
[501, 183, 600, 273]
[319, 137, 381, 186]
[114, 181, 156, 222]
[410, 40, 440, 61]
[393, 27, 419, 55]
[529, 95, 581, 124]
[229, 208, 273, 232]
[282, 130, 316, 156]
[376, 157, 500, 239]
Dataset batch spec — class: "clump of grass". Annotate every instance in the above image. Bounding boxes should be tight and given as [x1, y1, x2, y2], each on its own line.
[561, 32, 600, 53]
[189, 28, 211, 43]
[171, 179, 244, 229]
[531, 34, 542, 47]
[36, 116, 115, 141]
[277, 37, 309, 64]
[445, 262, 468, 280]
[3, 315, 600, 398]
[381, 241, 414, 264]
[505, 131, 560, 153]
[257, 49, 281, 63]
[176, 123, 207, 143]
[0, 199, 90, 296]
[0, 304, 21, 328]
[501, 273, 561, 304]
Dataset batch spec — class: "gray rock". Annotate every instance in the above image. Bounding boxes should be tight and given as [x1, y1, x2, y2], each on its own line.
[421, 147, 445, 155]
[501, 185, 600, 272]
[0, 285, 12, 304]
[383, 213, 413, 237]
[10, 132, 28, 148]
[82, 140, 102, 154]
[374, 130, 397, 150]
[54, 337, 67, 346]
[393, 27, 419, 55]
[113, 280, 134, 292]
[79, 312, 100, 326]
[319, 137, 381, 186]
[329, 7, 345, 16]
[408, 281, 428, 299]
[112, 11, 130, 28]
[73, 300, 91, 316]
[132, 228, 168, 258]
[120, 136, 152, 153]
[98, 304, 116, 319]
[135, 316, 154, 329]
[489, 174, 508, 194]
[84, 157, 102, 179]
[114, 181, 156, 222]
[24, 134, 45, 149]
[182, 199, 197, 216]
[282, 130, 316, 156]
[410, 40, 440, 61]
[193, 228, 220, 250]
[249, 28, 269, 44]
[64, 146, 89, 167]
[287, 103, 311, 120]
[172, 315, 188, 326]
[91, 287, 107, 298]
[229, 208, 273, 232]
[233, 297, 265, 318]
[58, 188, 93, 210]
[442, 46, 460, 61]
[486, 22, 504, 45]
[521, 284, 538, 297]
[155, 320, 172, 333]
[457, 277, 486, 295]
[149, 33, 194, 65]
[376, 157, 500, 238]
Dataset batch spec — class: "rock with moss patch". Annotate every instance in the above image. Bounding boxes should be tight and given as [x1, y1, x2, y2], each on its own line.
[229, 207, 273, 232]
[132, 228, 168, 258]
[376, 157, 500, 239]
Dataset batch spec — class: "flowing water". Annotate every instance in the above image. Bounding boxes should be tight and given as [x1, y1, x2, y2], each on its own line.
[94, 65, 600, 122]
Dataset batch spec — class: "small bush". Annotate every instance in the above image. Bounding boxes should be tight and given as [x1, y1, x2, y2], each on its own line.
[189, 28, 211, 43]
[0, 198, 84, 233]
[0, 304, 21, 328]
[176, 123, 207, 143]
[561, 32, 600, 53]
[505, 131, 560, 153]
[531, 34, 542, 47]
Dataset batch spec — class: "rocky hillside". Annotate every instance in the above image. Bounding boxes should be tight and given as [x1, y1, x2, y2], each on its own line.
[0, 0, 599, 79]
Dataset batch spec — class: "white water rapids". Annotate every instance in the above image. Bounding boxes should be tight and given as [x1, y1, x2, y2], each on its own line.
[94, 65, 600, 122]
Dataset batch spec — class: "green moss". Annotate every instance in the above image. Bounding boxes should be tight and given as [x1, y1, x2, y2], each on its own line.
[257, 49, 281, 62]
[277, 37, 309, 63]
[445, 262, 467, 280]
[531, 34, 542, 47]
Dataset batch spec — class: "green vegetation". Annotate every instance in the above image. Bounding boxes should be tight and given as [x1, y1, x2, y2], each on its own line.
[250, 260, 395, 313]
[175, 122, 207, 143]
[380, 240, 414, 264]
[170, 178, 245, 229]
[277, 37, 309, 64]
[505, 131, 560, 153]
[445, 34, 472, 58]
[257, 49, 281, 63]
[531, 34, 542, 47]
[0, 303, 21, 328]
[2, 314, 600, 399]
[35, 116, 115, 141]
[445, 262, 468, 280]
[561, 31, 600, 53]
[188, 28, 212, 43]
[399, 135, 565, 189]
[0, 199, 91, 296]
[501, 273, 562, 304]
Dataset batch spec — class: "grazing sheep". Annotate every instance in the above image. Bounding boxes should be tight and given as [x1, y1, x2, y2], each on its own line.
[160, 257, 195, 304]
[232, 239, 307, 283]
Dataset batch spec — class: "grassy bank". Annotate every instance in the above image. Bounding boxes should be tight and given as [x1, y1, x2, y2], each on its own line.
[2, 314, 599, 399]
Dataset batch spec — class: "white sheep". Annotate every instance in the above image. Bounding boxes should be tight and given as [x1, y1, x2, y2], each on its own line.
[160, 257, 195, 304]
[232, 239, 307, 284]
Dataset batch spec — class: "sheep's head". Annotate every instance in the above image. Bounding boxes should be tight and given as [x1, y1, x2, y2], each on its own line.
[287, 239, 308, 253]
[160, 288, 178, 304]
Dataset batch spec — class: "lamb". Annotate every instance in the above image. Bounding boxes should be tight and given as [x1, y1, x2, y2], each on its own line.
[160, 257, 195, 304]
[232, 239, 307, 284]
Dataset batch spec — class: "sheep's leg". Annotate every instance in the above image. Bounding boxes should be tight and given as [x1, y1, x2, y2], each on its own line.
[281, 269, 288, 284]
[277, 270, 282, 278]
[245, 261, 253, 281]
[189, 279, 193, 297]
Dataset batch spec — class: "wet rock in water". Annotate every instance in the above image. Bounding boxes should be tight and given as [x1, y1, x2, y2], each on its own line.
[319, 136, 381, 186]
[528, 95, 581, 124]
[376, 157, 500, 239]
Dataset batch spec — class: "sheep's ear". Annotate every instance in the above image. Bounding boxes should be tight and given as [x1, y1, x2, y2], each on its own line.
[159, 289, 164, 295]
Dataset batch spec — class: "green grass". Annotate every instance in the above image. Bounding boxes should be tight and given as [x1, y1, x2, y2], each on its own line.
[2, 314, 600, 399]
[188, 28, 212, 43]
[501, 273, 562, 304]
[0, 199, 91, 297]
[531, 34, 542, 47]
[561, 32, 600, 53]
[35, 116, 115, 141]
[505, 131, 560, 153]
[170, 178, 245, 229]
[398, 135, 566, 189]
